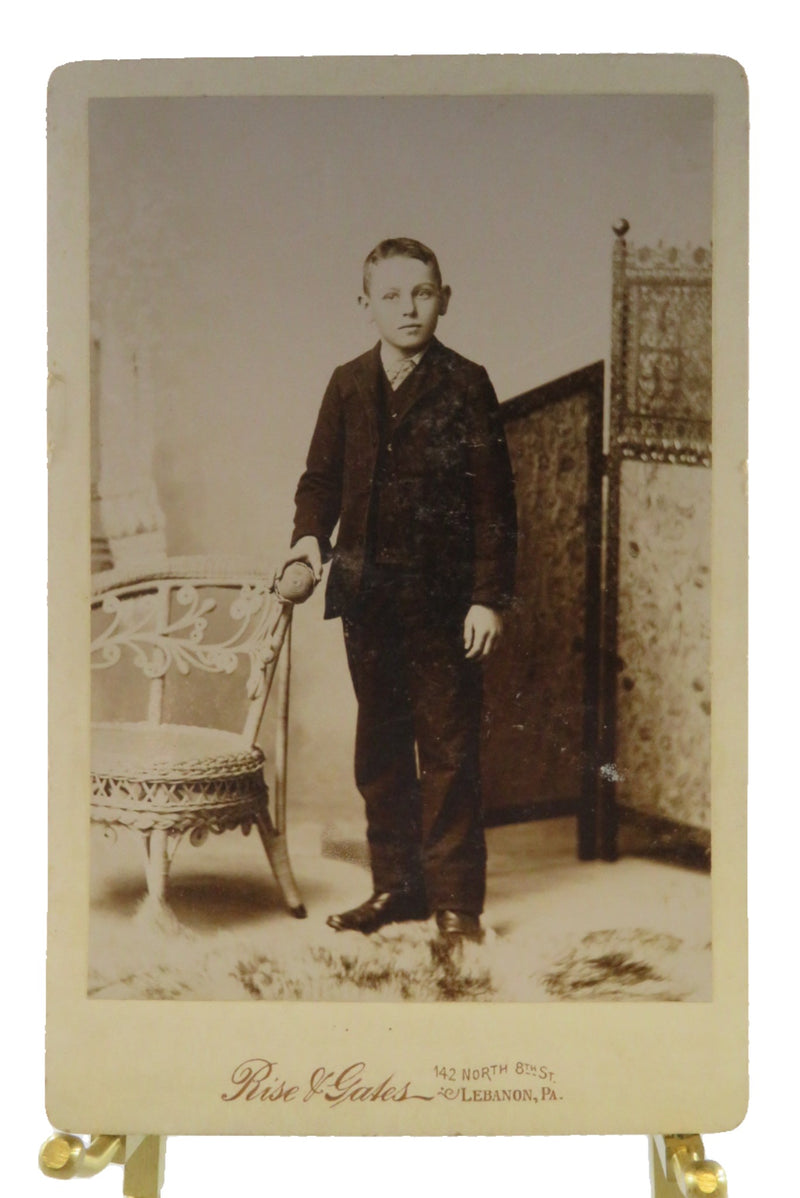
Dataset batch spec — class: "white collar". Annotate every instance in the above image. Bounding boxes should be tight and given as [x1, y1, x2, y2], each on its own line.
[379, 343, 428, 373]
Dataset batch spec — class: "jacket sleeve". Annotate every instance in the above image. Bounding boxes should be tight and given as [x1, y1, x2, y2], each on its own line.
[291, 370, 345, 561]
[465, 368, 517, 609]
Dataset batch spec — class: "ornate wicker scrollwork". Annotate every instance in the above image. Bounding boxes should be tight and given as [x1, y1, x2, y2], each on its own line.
[91, 578, 282, 686]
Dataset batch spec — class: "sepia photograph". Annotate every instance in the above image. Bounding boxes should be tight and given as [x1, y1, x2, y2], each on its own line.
[47, 55, 747, 1135]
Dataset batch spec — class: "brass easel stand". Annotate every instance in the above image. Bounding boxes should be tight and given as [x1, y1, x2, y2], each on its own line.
[39, 1133, 166, 1198]
[39, 1130, 727, 1194]
[650, 1135, 727, 1196]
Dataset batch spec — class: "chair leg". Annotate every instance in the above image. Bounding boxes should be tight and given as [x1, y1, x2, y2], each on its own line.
[142, 829, 172, 913]
[255, 810, 307, 918]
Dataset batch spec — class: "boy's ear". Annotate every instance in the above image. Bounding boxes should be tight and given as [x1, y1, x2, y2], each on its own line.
[438, 285, 452, 315]
[358, 293, 375, 325]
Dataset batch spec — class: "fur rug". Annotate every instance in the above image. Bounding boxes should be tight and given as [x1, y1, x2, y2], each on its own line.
[88, 902, 710, 1002]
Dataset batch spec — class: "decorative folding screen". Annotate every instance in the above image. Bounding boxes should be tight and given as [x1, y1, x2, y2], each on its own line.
[481, 364, 604, 859]
[600, 225, 712, 862]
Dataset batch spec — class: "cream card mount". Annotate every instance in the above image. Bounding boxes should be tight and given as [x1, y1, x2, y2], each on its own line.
[46, 55, 747, 1153]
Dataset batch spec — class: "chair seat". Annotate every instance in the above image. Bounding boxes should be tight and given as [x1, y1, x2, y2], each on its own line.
[91, 722, 266, 783]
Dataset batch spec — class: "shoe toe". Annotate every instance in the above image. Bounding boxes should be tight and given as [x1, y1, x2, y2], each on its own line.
[436, 910, 482, 941]
[326, 892, 426, 935]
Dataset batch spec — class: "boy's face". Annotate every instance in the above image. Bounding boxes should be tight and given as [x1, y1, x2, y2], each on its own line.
[360, 255, 450, 355]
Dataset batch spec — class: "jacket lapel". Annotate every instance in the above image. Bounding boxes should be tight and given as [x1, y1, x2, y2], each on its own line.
[352, 343, 384, 442]
[351, 338, 450, 433]
[390, 338, 449, 428]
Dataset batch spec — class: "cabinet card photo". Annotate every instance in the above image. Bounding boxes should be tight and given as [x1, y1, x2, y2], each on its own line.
[47, 54, 747, 1136]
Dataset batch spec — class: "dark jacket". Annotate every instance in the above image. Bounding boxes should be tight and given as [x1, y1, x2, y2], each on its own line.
[292, 338, 517, 619]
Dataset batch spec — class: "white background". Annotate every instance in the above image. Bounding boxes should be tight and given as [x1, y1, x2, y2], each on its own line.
[5, 7, 794, 1196]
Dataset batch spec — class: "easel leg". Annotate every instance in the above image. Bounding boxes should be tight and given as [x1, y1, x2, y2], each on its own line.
[40, 1133, 166, 1198]
[650, 1134, 727, 1196]
[123, 1136, 166, 1198]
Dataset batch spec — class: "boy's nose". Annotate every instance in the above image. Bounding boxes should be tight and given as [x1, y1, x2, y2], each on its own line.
[402, 295, 418, 315]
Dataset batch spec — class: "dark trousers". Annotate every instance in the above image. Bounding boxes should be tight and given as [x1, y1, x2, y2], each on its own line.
[342, 568, 487, 915]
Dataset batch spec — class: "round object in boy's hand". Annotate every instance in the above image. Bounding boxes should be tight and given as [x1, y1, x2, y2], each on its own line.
[276, 560, 316, 604]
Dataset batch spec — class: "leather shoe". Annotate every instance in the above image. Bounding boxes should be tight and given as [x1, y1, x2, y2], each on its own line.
[436, 909, 483, 942]
[327, 891, 428, 934]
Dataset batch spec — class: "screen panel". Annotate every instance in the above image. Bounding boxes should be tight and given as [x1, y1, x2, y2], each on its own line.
[481, 364, 603, 849]
[600, 232, 713, 862]
[614, 460, 711, 832]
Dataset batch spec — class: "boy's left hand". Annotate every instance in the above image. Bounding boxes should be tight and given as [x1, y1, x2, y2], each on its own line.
[463, 605, 503, 660]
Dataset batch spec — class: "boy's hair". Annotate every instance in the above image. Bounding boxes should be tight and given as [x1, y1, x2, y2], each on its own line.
[362, 238, 443, 295]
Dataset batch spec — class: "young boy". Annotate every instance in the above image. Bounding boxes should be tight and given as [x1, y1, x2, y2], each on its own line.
[286, 238, 516, 941]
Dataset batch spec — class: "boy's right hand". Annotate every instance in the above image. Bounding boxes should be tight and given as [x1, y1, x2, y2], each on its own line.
[282, 536, 323, 584]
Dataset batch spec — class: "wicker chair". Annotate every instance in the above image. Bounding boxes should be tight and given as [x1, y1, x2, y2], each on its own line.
[90, 557, 315, 920]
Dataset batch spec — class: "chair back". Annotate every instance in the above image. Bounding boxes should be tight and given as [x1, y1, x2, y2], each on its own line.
[90, 557, 294, 747]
